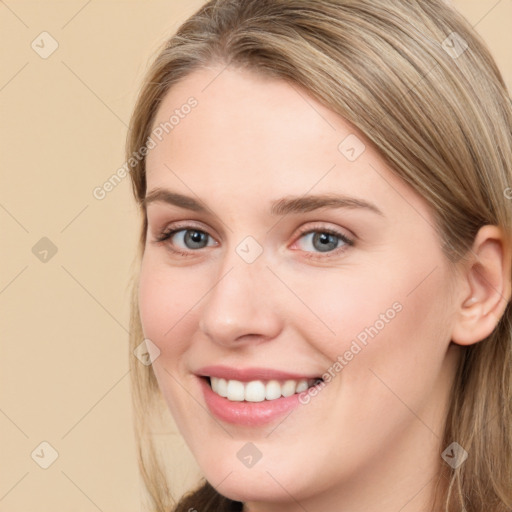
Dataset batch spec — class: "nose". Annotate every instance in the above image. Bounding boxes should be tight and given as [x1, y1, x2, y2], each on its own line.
[198, 253, 283, 348]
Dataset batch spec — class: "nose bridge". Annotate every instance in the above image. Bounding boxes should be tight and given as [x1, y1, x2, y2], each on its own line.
[198, 238, 281, 345]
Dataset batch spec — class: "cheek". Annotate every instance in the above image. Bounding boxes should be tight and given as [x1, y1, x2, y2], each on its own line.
[284, 261, 406, 360]
[333, 263, 454, 429]
[138, 256, 198, 358]
[295, 253, 453, 397]
[137, 259, 204, 428]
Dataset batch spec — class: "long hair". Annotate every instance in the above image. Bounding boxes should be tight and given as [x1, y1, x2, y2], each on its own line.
[125, 1, 512, 510]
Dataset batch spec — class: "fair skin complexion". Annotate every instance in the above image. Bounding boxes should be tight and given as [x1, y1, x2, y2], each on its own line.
[138, 65, 511, 512]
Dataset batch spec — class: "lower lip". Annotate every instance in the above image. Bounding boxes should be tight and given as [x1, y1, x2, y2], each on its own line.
[199, 377, 304, 427]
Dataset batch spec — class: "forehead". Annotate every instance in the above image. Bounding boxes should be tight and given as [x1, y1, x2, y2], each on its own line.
[144, 65, 432, 229]
[150, 68, 343, 155]
[148, 67, 370, 180]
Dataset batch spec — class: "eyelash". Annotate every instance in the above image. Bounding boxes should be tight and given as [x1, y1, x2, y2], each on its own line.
[153, 222, 355, 259]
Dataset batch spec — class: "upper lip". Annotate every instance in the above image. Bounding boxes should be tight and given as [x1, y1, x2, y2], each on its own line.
[195, 365, 322, 382]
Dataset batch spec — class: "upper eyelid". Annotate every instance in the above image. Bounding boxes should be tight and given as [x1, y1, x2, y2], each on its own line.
[158, 220, 351, 235]
[159, 221, 219, 240]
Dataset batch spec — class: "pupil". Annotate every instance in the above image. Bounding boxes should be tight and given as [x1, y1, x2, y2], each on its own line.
[186, 230, 207, 248]
[314, 232, 337, 252]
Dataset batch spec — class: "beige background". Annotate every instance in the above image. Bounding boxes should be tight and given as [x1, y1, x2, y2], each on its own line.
[1, 1, 511, 511]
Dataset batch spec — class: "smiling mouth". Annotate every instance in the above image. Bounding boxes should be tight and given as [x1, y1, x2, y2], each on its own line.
[203, 376, 323, 403]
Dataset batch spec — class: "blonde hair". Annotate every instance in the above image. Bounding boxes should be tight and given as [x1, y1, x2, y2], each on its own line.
[126, 1, 512, 510]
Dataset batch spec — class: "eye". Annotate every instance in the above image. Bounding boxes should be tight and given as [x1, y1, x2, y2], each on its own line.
[293, 226, 354, 257]
[152, 222, 354, 259]
[154, 225, 217, 255]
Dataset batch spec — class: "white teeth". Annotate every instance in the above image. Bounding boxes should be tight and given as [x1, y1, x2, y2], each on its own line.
[296, 380, 309, 393]
[209, 377, 316, 402]
[282, 379, 297, 397]
[245, 381, 266, 402]
[265, 380, 282, 400]
[226, 379, 245, 401]
[209, 377, 229, 397]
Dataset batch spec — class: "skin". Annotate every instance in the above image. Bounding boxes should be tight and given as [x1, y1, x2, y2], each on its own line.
[138, 65, 511, 512]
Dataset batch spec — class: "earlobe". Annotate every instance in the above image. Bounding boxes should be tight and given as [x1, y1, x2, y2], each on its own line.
[451, 225, 512, 347]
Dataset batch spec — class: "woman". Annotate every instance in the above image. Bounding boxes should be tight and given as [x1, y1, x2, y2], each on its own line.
[126, 1, 512, 510]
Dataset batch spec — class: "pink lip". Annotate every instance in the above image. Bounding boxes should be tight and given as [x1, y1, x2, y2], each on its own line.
[198, 376, 304, 426]
[195, 365, 321, 382]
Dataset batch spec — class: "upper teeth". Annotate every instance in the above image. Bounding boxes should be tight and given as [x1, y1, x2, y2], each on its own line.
[209, 377, 318, 402]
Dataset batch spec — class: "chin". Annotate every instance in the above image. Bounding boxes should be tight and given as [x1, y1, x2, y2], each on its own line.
[209, 475, 295, 504]
[198, 455, 317, 504]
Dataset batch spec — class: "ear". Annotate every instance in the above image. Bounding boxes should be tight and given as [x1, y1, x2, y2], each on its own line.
[451, 225, 512, 346]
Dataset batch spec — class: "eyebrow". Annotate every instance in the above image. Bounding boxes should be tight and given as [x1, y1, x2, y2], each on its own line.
[143, 188, 384, 217]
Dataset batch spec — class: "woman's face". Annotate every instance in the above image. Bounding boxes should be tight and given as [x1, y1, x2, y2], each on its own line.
[139, 66, 462, 509]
